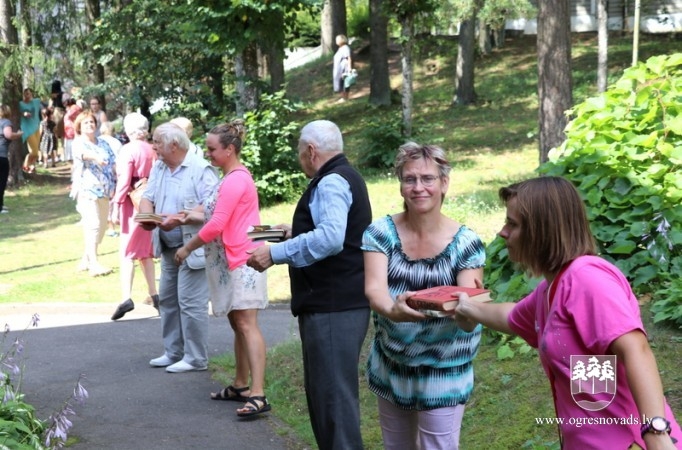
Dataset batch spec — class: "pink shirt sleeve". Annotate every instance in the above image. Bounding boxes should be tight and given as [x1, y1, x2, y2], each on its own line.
[508, 287, 544, 348]
[198, 177, 241, 243]
[112, 145, 134, 204]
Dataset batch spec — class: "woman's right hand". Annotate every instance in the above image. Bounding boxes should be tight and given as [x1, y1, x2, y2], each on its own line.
[390, 292, 430, 322]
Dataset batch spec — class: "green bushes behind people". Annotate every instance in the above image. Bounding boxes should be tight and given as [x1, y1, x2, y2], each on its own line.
[241, 90, 308, 206]
[486, 53, 682, 328]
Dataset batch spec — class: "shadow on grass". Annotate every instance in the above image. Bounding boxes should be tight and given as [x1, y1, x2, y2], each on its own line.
[2, 173, 77, 240]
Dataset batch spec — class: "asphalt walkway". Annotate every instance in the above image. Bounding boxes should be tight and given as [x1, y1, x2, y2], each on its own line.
[2, 302, 308, 449]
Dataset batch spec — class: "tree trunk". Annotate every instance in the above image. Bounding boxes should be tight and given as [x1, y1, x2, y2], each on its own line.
[454, 17, 477, 106]
[266, 14, 286, 93]
[234, 42, 260, 117]
[205, 55, 224, 116]
[331, 0, 347, 52]
[400, 14, 414, 137]
[1, 0, 24, 185]
[477, 19, 492, 55]
[537, 0, 573, 164]
[597, 0, 608, 93]
[85, 0, 105, 100]
[322, 0, 346, 55]
[321, 0, 333, 56]
[369, 0, 391, 106]
[18, 0, 32, 88]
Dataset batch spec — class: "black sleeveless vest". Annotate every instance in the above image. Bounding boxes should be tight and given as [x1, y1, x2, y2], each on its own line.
[289, 154, 372, 316]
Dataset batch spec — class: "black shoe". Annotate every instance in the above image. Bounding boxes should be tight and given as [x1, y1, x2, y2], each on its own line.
[111, 299, 135, 321]
[151, 294, 160, 312]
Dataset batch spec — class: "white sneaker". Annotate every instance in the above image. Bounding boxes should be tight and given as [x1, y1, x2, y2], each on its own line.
[165, 360, 207, 373]
[149, 355, 179, 367]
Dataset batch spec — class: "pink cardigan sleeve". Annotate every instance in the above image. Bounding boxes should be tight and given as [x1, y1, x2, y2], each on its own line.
[198, 177, 241, 243]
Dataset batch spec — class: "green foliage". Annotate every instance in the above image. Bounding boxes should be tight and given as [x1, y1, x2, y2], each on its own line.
[651, 277, 682, 324]
[348, 2, 371, 41]
[286, 8, 322, 48]
[484, 236, 540, 303]
[0, 397, 45, 450]
[1, 319, 46, 450]
[358, 112, 410, 169]
[242, 90, 307, 206]
[496, 335, 533, 360]
[541, 53, 682, 327]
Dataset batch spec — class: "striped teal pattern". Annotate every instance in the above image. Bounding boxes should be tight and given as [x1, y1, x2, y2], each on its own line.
[361, 215, 486, 410]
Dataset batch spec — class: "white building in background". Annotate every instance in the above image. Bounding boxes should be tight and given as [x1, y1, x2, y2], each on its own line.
[508, 0, 682, 34]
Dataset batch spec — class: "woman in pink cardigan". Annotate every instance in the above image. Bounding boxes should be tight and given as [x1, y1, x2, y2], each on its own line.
[174, 119, 270, 417]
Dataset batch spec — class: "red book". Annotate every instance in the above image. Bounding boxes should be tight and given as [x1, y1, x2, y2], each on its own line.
[406, 286, 491, 312]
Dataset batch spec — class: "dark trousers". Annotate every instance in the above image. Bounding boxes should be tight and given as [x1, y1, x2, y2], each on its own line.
[298, 307, 370, 450]
[0, 157, 9, 211]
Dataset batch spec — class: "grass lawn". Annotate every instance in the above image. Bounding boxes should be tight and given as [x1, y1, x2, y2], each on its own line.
[1, 32, 680, 449]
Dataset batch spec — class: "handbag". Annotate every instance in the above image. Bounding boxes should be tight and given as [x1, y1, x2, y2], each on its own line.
[128, 178, 148, 210]
[343, 69, 358, 89]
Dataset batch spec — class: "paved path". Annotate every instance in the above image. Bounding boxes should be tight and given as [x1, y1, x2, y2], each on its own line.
[2, 302, 309, 450]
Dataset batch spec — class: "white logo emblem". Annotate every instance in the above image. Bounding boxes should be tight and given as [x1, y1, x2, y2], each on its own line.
[570, 355, 617, 411]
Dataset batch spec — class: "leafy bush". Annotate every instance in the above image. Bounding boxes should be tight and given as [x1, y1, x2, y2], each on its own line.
[483, 53, 682, 333]
[286, 8, 321, 48]
[348, 2, 371, 42]
[242, 90, 308, 206]
[358, 112, 410, 169]
[1, 316, 88, 449]
[540, 53, 682, 327]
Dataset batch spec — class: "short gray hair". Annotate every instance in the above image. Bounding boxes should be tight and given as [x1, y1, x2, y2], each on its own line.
[394, 142, 451, 179]
[123, 113, 149, 140]
[154, 122, 189, 152]
[299, 120, 343, 154]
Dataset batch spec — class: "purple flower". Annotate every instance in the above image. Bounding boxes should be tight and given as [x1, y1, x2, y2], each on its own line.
[2, 386, 15, 403]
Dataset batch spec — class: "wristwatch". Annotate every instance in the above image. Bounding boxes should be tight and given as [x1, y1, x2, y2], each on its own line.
[641, 416, 671, 438]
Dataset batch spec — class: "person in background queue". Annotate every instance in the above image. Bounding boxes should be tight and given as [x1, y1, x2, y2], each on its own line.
[0, 104, 23, 213]
[110, 113, 159, 321]
[20, 88, 42, 173]
[138, 122, 218, 373]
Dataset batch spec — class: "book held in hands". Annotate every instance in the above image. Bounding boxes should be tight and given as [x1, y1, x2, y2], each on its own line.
[134, 213, 165, 224]
[406, 285, 491, 312]
[247, 225, 286, 242]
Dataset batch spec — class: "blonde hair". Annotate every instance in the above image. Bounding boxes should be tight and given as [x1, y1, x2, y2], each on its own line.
[209, 119, 246, 155]
[74, 110, 97, 135]
[170, 117, 194, 139]
[0, 104, 11, 119]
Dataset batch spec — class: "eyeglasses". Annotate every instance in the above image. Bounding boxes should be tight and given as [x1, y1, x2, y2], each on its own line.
[400, 175, 440, 187]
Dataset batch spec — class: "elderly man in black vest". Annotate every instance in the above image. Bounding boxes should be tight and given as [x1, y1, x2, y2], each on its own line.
[247, 120, 372, 450]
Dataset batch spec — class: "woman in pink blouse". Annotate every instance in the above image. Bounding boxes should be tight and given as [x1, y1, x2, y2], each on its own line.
[174, 119, 270, 417]
[455, 177, 680, 449]
[110, 113, 159, 321]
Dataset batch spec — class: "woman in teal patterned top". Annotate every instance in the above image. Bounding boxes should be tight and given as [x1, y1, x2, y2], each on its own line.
[362, 142, 485, 450]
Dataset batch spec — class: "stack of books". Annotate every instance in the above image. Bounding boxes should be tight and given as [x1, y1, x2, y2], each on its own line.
[247, 225, 286, 242]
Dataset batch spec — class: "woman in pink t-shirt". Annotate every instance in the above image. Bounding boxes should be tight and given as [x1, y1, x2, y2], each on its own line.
[174, 119, 270, 418]
[455, 177, 680, 450]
